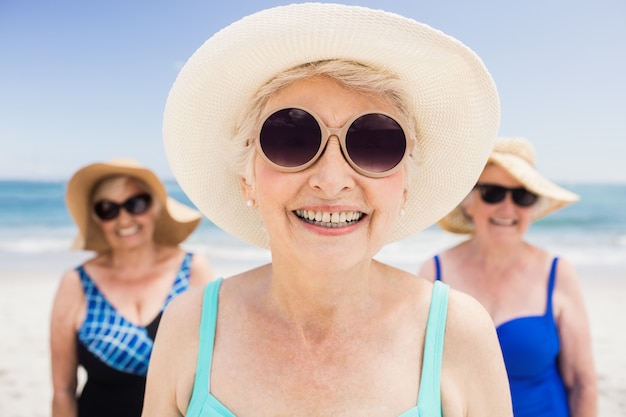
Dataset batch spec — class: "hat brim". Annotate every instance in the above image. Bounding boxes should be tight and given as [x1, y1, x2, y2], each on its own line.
[66, 159, 201, 252]
[164, 3, 500, 248]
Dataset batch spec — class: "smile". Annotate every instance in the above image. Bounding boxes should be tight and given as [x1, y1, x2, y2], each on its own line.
[490, 217, 517, 226]
[295, 209, 363, 228]
[117, 225, 141, 237]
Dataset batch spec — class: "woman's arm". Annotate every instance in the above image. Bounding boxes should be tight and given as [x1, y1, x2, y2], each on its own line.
[50, 270, 82, 417]
[142, 288, 204, 417]
[443, 289, 513, 417]
[554, 258, 598, 417]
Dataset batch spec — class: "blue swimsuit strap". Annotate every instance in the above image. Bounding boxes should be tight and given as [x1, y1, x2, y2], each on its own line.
[546, 257, 559, 316]
[417, 280, 449, 416]
[433, 255, 442, 282]
[190, 278, 223, 401]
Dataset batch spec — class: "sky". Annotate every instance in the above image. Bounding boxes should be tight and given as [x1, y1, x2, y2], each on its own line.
[1, 0, 625, 183]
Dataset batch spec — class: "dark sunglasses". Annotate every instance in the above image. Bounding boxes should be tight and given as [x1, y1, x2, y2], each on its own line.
[93, 193, 153, 221]
[475, 184, 538, 207]
[256, 107, 413, 178]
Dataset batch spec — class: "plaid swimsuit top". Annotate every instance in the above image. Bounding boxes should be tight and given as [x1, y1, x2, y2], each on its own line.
[77, 252, 193, 376]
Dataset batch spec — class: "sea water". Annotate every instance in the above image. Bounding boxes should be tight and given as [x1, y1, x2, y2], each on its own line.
[0, 180, 624, 274]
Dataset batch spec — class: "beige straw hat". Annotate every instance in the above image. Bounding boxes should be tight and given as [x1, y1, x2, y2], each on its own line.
[163, 3, 500, 249]
[66, 158, 202, 252]
[438, 137, 580, 234]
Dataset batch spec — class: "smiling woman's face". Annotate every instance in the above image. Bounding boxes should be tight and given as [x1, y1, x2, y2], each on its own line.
[243, 75, 408, 270]
[464, 164, 534, 243]
[92, 177, 160, 250]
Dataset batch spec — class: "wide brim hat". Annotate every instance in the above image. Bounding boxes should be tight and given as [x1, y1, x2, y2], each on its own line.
[66, 158, 202, 252]
[438, 137, 580, 234]
[163, 2, 500, 249]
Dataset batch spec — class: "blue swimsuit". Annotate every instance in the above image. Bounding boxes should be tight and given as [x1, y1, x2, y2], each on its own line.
[76, 252, 193, 417]
[186, 278, 450, 417]
[434, 255, 570, 416]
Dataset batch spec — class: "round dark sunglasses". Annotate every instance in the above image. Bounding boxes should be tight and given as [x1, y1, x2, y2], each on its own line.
[93, 193, 153, 221]
[475, 184, 538, 207]
[257, 107, 413, 178]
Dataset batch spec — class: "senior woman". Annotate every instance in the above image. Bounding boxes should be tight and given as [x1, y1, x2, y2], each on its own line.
[144, 4, 512, 416]
[418, 138, 597, 416]
[50, 159, 215, 417]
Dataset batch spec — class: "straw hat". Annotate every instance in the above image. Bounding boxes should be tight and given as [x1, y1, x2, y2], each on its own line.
[438, 137, 580, 234]
[66, 159, 202, 252]
[163, 3, 500, 249]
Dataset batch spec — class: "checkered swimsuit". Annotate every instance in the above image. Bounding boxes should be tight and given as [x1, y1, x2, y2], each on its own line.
[77, 252, 193, 376]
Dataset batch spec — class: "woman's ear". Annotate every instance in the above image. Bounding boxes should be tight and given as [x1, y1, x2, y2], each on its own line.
[241, 177, 256, 207]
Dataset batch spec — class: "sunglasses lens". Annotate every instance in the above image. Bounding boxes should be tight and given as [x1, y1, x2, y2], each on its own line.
[346, 114, 406, 174]
[125, 194, 152, 215]
[477, 184, 538, 207]
[260, 108, 321, 168]
[93, 201, 120, 221]
[93, 194, 152, 221]
[512, 189, 538, 207]
[478, 185, 506, 204]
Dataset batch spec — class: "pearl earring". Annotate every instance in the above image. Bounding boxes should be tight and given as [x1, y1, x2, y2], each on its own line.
[246, 200, 254, 207]
[400, 209, 406, 217]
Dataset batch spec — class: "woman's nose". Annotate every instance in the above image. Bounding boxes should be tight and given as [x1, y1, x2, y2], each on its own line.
[307, 136, 356, 197]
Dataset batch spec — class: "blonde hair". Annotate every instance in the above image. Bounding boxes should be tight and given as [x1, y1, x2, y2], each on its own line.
[230, 59, 419, 187]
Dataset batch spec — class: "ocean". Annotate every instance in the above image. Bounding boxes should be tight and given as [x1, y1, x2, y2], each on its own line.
[1, 180, 625, 274]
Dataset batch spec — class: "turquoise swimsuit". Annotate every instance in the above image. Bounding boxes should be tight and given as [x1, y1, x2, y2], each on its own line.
[186, 278, 449, 417]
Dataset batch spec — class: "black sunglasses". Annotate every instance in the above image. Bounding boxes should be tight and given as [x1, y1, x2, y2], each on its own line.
[93, 193, 153, 221]
[257, 107, 413, 178]
[474, 184, 538, 207]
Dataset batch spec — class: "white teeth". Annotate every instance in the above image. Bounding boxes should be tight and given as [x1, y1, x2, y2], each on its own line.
[295, 209, 363, 227]
[117, 226, 140, 236]
[491, 218, 515, 226]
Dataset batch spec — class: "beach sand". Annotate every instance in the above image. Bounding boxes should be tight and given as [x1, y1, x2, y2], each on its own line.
[1, 251, 624, 416]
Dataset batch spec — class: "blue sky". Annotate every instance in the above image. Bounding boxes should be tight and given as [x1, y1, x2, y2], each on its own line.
[1, 0, 625, 183]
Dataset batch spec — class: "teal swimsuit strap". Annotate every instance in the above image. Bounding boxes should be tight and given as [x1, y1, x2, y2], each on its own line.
[187, 278, 223, 413]
[417, 280, 449, 415]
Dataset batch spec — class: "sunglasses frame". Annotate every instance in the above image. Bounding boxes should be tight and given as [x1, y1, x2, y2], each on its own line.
[255, 106, 414, 178]
[92, 193, 153, 221]
[474, 183, 539, 207]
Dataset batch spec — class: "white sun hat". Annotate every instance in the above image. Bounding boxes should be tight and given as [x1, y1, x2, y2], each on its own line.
[163, 2, 500, 248]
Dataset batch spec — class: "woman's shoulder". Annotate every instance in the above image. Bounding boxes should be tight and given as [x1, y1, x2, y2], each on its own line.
[163, 284, 207, 323]
[445, 287, 495, 336]
[440, 287, 511, 409]
[442, 287, 503, 367]
[155, 285, 207, 357]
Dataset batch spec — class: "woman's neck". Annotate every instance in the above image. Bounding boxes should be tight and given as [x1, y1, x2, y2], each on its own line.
[258, 257, 384, 338]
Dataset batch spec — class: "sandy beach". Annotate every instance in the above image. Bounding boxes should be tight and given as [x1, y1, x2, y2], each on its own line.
[1, 250, 624, 416]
